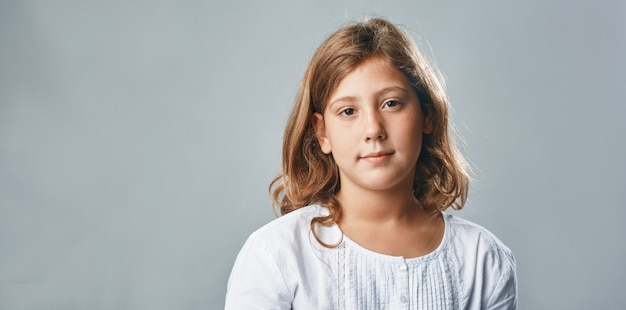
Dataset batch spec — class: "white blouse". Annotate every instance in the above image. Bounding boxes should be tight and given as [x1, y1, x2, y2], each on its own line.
[225, 205, 517, 309]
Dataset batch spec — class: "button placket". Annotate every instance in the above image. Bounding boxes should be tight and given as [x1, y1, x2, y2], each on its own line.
[397, 261, 410, 308]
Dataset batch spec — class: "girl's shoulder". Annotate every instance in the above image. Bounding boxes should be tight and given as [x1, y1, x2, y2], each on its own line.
[247, 204, 332, 244]
[227, 205, 334, 308]
[443, 213, 511, 246]
[442, 212, 516, 268]
[441, 213, 517, 307]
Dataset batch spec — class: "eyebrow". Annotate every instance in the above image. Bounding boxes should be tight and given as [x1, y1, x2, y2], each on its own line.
[328, 86, 409, 107]
[328, 95, 357, 106]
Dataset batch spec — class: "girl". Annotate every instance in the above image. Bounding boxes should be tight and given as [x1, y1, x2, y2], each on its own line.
[225, 18, 517, 309]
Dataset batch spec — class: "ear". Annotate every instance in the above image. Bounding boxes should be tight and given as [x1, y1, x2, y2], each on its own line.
[312, 112, 332, 154]
[422, 114, 433, 135]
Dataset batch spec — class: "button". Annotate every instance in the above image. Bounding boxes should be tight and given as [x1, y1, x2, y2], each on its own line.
[400, 295, 408, 303]
[399, 264, 407, 271]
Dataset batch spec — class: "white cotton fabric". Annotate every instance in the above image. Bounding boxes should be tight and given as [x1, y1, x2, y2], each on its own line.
[225, 205, 517, 309]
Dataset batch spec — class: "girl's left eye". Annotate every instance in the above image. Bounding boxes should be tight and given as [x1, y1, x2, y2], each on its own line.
[384, 100, 400, 108]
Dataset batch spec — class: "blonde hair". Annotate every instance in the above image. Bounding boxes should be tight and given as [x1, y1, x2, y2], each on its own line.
[269, 17, 470, 244]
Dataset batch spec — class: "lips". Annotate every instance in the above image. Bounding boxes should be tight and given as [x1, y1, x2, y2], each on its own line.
[360, 151, 394, 163]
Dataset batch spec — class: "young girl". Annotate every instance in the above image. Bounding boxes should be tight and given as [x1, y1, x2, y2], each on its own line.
[225, 18, 517, 309]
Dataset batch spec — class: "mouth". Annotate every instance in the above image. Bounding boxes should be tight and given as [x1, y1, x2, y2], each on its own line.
[360, 151, 394, 163]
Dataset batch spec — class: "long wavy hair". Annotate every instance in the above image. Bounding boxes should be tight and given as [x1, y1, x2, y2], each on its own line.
[269, 17, 470, 246]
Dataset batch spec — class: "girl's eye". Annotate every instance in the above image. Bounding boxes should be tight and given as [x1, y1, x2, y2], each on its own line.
[340, 108, 355, 116]
[384, 100, 400, 108]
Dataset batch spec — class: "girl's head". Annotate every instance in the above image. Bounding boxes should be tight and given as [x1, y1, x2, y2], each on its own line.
[271, 17, 469, 220]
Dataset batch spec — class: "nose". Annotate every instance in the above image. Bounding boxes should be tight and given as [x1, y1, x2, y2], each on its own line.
[364, 110, 386, 142]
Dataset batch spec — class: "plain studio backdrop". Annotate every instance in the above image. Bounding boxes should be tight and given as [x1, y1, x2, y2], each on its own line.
[1, 1, 624, 309]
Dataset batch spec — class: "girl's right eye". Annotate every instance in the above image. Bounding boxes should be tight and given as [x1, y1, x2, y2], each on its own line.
[340, 108, 355, 116]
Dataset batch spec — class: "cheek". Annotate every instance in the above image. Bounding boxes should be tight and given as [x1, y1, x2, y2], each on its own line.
[397, 118, 425, 156]
[397, 116, 423, 139]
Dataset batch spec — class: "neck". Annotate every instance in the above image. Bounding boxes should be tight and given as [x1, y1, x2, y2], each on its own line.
[336, 183, 421, 225]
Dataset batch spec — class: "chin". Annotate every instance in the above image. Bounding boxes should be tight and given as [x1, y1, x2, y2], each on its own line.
[359, 180, 407, 192]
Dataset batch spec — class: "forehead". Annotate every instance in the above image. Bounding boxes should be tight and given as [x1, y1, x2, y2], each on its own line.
[327, 56, 414, 104]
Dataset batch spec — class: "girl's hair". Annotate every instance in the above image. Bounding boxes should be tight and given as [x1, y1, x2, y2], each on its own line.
[269, 17, 470, 244]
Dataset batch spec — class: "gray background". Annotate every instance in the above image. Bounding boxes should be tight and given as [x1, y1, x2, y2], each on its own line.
[1, 0, 624, 309]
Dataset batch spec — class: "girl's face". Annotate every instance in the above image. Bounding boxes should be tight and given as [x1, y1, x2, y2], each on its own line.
[313, 56, 432, 195]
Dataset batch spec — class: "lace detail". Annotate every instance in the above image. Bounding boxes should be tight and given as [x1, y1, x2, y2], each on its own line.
[341, 237, 459, 309]
[337, 241, 346, 310]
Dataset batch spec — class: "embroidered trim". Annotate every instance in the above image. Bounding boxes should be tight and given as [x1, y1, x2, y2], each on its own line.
[337, 241, 346, 310]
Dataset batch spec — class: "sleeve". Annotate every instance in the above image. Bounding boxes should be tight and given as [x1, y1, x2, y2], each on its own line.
[485, 247, 518, 310]
[224, 233, 293, 310]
